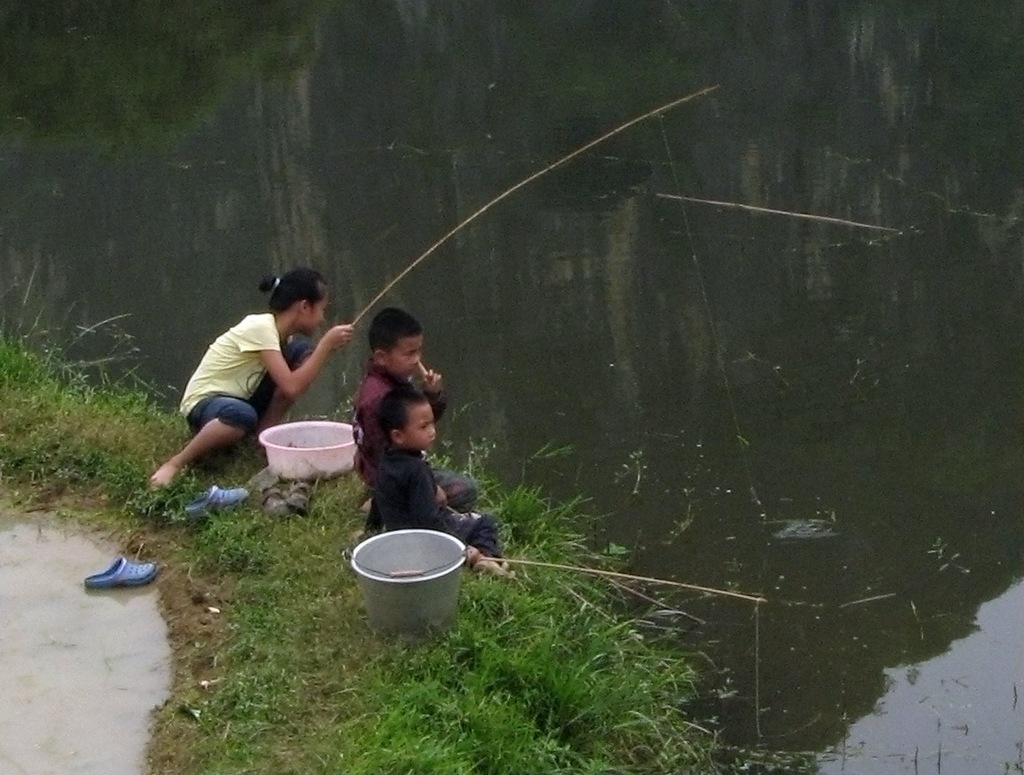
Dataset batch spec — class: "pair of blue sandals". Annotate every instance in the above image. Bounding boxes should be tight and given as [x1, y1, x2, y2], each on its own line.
[83, 485, 249, 589]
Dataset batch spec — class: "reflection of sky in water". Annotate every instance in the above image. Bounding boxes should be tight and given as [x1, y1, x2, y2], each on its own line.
[0, 519, 171, 775]
[819, 579, 1024, 774]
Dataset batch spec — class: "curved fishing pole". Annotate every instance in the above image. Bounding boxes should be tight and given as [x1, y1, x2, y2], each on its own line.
[352, 84, 720, 324]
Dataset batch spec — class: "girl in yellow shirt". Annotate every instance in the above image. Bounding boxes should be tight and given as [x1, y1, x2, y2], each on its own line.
[150, 267, 354, 487]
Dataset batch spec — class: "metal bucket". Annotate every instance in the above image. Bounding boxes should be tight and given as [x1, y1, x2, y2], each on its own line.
[350, 529, 466, 639]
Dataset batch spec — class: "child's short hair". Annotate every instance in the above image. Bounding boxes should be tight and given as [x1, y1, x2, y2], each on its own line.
[378, 383, 431, 441]
[368, 307, 423, 351]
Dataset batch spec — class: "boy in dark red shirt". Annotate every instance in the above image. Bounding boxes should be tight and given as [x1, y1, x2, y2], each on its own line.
[351, 307, 477, 524]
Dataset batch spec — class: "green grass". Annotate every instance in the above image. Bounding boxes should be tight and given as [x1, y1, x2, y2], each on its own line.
[0, 333, 726, 774]
[165, 483, 715, 775]
[0, 335, 186, 503]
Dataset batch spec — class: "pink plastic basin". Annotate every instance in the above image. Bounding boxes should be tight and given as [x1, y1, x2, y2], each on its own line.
[258, 421, 355, 480]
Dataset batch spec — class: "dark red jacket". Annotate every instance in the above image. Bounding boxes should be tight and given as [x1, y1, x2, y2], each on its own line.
[351, 361, 447, 487]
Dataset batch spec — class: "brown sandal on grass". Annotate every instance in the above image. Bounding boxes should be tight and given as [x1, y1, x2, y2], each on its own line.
[261, 486, 290, 517]
[284, 481, 313, 515]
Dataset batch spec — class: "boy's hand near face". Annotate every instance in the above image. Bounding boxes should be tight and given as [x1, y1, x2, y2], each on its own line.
[418, 361, 444, 394]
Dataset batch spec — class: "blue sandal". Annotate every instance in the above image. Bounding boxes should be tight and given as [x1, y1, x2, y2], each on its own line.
[83, 556, 159, 589]
[185, 485, 249, 517]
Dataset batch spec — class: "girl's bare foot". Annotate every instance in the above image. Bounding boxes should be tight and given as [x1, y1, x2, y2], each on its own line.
[149, 461, 181, 488]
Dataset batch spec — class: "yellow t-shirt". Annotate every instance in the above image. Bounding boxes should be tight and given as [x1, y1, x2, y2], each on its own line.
[179, 313, 282, 415]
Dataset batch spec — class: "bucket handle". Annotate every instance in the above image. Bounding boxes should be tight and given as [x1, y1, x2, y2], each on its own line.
[357, 557, 464, 579]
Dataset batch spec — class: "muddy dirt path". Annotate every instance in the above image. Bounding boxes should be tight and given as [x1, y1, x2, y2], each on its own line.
[0, 511, 171, 775]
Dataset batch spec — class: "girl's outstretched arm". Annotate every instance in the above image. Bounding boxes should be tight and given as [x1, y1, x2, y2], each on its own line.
[260, 323, 354, 400]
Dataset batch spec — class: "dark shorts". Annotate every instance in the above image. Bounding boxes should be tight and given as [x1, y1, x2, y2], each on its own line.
[185, 337, 312, 435]
[432, 468, 479, 512]
[444, 509, 502, 558]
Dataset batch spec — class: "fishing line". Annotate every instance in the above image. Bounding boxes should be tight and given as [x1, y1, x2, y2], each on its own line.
[658, 118, 763, 511]
[754, 600, 763, 743]
[660, 119, 767, 743]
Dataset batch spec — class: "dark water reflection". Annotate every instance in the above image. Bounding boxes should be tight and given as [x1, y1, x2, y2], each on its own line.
[1, 0, 1022, 767]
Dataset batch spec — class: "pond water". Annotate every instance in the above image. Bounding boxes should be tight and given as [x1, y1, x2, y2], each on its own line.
[818, 579, 1024, 774]
[1, 1, 1021, 768]
[0, 515, 171, 774]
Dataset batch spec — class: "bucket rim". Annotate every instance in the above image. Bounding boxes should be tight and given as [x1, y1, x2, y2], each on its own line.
[351, 529, 466, 583]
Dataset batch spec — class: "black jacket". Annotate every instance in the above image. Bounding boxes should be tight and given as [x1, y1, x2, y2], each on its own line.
[370, 447, 448, 531]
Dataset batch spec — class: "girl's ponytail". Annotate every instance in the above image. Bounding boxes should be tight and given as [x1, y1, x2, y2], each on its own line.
[259, 268, 325, 310]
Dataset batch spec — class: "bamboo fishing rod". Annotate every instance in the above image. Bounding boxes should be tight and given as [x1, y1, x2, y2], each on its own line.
[499, 556, 766, 604]
[352, 84, 720, 324]
[655, 193, 901, 233]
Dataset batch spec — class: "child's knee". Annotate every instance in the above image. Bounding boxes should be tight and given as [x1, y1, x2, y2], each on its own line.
[441, 476, 478, 512]
[216, 404, 259, 435]
[190, 396, 259, 436]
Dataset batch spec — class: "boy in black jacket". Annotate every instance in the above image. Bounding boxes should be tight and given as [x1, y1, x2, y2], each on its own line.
[371, 383, 512, 577]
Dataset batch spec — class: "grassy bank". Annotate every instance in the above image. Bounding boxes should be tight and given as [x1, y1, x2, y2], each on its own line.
[0, 335, 722, 774]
